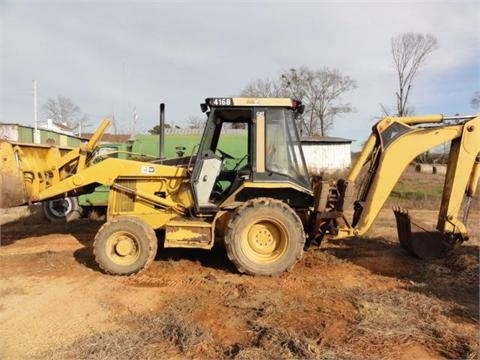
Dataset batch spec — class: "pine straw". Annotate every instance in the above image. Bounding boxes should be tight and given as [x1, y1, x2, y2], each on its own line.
[222, 298, 354, 360]
[340, 287, 478, 360]
[39, 310, 217, 360]
[39, 284, 478, 360]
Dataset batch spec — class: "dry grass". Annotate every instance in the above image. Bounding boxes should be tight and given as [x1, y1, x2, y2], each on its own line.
[223, 291, 328, 358]
[37, 211, 478, 360]
[342, 287, 478, 359]
[227, 322, 322, 359]
[40, 310, 217, 360]
[387, 165, 479, 211]
[40, 296, 342, 360]
[17, 240, 480, 360]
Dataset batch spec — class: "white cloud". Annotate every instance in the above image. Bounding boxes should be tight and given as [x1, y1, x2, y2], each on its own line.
[1, 1, 478, 145]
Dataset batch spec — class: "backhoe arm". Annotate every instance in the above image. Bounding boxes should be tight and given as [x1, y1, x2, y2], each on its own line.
[311, 114, 479, 253]
[352, 115, 479, 236]
[436, 119, 479, 236]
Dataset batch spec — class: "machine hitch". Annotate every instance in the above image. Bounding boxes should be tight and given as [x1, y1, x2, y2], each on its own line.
[393, 207, 456, 259]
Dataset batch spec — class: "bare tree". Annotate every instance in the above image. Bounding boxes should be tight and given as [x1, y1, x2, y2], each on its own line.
[391, 33, 438, 116]
[239, 78, 282, 97]
[187, 115, 207, 129]
[42, 95, 89, 134]
[239, 66, 356, 136]
[148, 123, 171, 135]
[280, 68, 308, 100]
[471, 91, 480, 111]
[281, 67, 357, 136]
[378, 103, 391, 117]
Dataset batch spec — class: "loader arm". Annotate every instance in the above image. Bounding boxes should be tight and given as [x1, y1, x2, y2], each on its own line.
[0, 119, 110, 207]
[56, 118, 111, 177]
[312, 114, 480, 251]
[35, 157, 190, 214]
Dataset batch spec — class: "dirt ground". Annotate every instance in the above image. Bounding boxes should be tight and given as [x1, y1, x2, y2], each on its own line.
[0, 206, 478, 359]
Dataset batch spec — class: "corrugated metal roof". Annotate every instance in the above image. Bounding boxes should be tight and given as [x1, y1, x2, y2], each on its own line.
[0, 122, 89, 141]
[162, 128, 246, 136]
[84, 128, 247, 138]
[301, 136, 353, 144]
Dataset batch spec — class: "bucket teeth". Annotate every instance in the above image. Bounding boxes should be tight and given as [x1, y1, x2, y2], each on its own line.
[393, 207, 454, 259]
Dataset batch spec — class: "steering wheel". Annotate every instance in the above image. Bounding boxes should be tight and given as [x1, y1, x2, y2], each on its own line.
[232, 154, 249, 171]
[216, 148, 235, 160]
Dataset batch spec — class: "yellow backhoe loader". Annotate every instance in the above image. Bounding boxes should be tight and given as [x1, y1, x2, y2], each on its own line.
[1, 98, 478, 276]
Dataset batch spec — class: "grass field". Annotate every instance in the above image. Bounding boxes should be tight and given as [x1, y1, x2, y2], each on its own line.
[387, 165, 479, 211]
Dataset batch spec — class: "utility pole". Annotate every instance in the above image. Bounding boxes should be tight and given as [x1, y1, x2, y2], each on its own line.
[130, 107, 137, 140]
[33, 80, 40, 143]
[122, 61, 127, 133]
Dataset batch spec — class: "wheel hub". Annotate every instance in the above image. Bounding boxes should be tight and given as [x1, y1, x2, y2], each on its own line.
[49, 198, 72, 217]
[115, 236, 134, 256]
[248, 223, 277, 255]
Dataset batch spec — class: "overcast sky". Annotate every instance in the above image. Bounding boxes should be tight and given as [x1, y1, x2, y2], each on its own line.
[1, 1, 478, 148]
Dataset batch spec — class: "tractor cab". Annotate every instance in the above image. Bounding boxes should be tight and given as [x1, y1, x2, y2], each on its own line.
[190, 97, 313, 214]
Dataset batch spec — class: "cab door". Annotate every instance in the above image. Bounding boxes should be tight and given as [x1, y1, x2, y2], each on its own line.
[190, 108, 252, 213]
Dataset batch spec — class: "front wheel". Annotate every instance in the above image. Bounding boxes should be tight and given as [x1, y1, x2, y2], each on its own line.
[225, 198, 305, 276]
[93, 216, 158, 275]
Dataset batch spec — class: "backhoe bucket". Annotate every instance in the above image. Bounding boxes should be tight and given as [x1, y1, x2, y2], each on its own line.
[0, 141, 71, 208]
[393, 207, 454, 259]
[0, 141, 28, 208]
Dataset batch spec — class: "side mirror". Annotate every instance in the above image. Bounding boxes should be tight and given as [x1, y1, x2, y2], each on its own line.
[297, 104, 305, 115]
[200, 103, 208, 113]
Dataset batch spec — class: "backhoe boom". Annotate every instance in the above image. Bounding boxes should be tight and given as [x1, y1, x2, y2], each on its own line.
[312, 114, 479, 258]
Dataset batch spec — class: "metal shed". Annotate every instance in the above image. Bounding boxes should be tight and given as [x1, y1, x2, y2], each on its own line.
[301, 136, 352, 174]
[0, 123, 86, 147]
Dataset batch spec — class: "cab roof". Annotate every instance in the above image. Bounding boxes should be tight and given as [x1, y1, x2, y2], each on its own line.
[205, 97, 302, 108]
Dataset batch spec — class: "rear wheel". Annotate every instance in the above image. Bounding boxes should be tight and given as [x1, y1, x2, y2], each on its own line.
[93, 216, 158, 275]
[225, 197, 305, 276]
[43, 196, 81, 222]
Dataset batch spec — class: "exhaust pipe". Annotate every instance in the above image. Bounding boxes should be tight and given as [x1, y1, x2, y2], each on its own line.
[159, 103, 165, 163]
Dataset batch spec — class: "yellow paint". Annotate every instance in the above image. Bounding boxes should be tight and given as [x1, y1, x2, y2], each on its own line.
[240, 217, 287, 265]
[115, 238, 133, 256]
[105, 233, 140, 265]
[255, 111, 265, 173]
